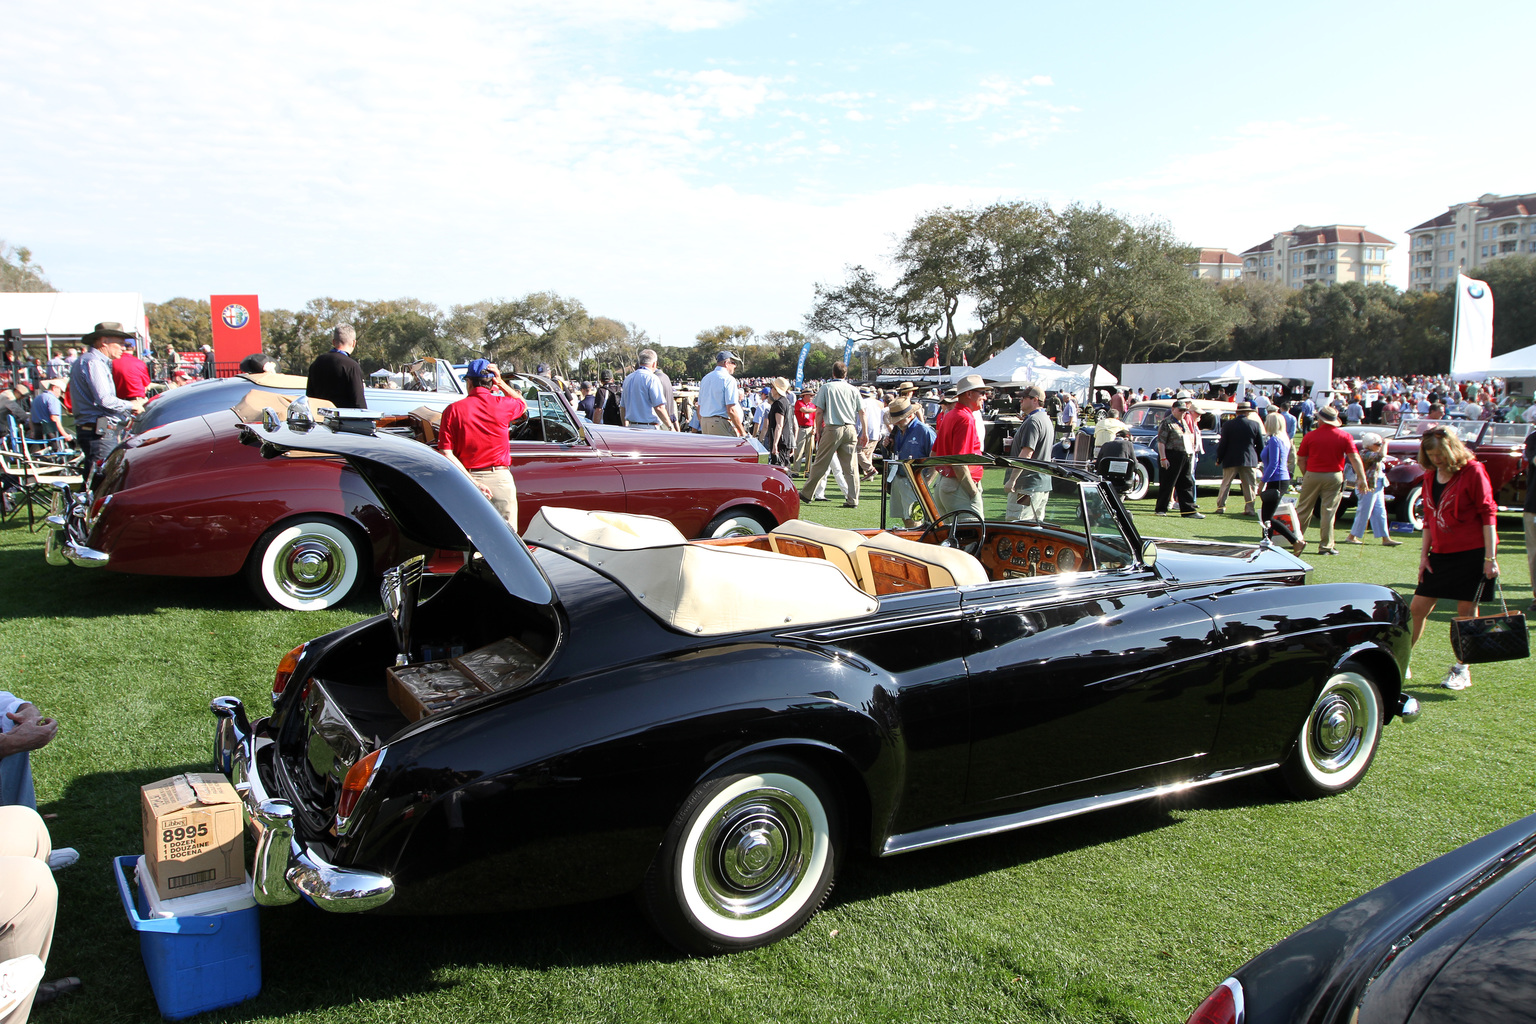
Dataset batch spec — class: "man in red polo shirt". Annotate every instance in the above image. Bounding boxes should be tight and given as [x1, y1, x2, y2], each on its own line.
[932, 373, 990, 517]
[437, 359, 528, 531]
[111, 343, 152, 400]
[1292, 404, 1368, 556]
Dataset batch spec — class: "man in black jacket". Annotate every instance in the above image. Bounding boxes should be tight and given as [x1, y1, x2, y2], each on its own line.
[1214, 401, 1265, 515]
[306, 325, 366, 409]
[593, 369, 623, 426]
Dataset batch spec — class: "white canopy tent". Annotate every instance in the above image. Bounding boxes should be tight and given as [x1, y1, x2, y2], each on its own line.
[0, 292, 152, 354]
[1181, 360, 1288, 386]
[1068, 363, 1118, 387]
[971, 340, 1090, 392]
[1453, 342, 1536, 379]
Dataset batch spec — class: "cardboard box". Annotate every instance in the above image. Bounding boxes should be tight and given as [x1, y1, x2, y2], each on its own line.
[141, 773, 245, 898]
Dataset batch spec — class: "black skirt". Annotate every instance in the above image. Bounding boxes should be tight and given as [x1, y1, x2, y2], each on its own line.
[1415, 547, 1494, 603]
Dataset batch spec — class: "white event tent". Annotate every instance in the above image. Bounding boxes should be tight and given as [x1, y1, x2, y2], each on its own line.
[0, 292, 153, 354]
[971, 340, 1090, 393]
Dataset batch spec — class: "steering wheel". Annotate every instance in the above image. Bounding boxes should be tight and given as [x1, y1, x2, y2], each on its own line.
[920, 509, 987, 555]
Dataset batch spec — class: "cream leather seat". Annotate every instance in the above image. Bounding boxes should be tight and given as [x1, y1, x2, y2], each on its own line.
[524, 508, 877, 635]
[768, 519, 868, 589]
[853, 532, 989, 596]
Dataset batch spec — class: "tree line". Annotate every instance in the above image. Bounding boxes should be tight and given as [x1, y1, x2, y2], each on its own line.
[13, 213, 1536, 383]
[808, 200, 1536, 377]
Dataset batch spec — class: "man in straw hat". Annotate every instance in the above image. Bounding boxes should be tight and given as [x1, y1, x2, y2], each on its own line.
[1291, 403, 1367, 556]
[790, 386, 817, 475]
[932, 373, 991, 518]
[885, 396, 934, 528]
[68, 322, 145, 481]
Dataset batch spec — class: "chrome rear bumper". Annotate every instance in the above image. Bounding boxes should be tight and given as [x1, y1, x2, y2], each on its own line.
[210, 696, 394, 912]
[43, 485, 108, 568]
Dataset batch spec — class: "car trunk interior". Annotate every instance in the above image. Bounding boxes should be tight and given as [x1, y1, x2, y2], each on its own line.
[274, 559, 559, 828]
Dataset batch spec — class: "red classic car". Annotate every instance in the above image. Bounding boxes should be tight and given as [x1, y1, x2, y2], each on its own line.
[45, 373, 798, 609]
[1382, 416, 1532, 529]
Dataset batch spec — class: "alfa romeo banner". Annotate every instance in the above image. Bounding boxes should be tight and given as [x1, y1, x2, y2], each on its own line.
[209, 294, 263, 371]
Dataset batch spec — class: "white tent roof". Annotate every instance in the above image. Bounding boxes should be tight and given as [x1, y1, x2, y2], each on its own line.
[1068, 363, 1119, 386]
[1182, 360, 1288, 385]
[1459, 342, 1536, 379]
[0, 292, 152, 347]
[971, 340, 1090, 391]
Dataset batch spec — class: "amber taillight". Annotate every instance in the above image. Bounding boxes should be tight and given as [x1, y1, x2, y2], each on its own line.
[336, 749, 384, 821]
[271, 644, 306, 703]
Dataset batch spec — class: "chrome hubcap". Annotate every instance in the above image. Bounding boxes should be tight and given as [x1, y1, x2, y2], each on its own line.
[276, 536, 346, 599]
[696, 790, 809, 919]
[1309, 692, 1361, 772]
[712, 516, 762, 539]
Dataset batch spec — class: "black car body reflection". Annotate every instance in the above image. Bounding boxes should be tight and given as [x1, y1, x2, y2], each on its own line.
[1188, 812, 1536, 1024]
[211, 422, 1415, 955]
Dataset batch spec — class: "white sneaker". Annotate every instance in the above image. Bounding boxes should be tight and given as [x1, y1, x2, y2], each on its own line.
[0, 955, 44, 1018]
[46, 847, 77, 872]
[1441, 664, 1472, 690]
[1405, 665, 1412, 681]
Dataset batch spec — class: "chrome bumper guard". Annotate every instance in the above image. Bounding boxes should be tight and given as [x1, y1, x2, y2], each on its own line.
[43, 485, 108, 569]
[210, 696, 394, 912]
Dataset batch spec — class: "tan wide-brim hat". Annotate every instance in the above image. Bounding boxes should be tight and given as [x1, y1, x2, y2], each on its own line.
[953, 373, 990, 397]
[896, 382, 918, 394]
[1317, 405, 1341, 424]
[888, 397, 915, 421]
[770, 376, 791, 397]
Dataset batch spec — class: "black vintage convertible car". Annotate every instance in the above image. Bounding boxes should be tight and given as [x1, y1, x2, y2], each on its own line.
[1186, 811, 1536, 1024]
[211, 411, 1418, 955]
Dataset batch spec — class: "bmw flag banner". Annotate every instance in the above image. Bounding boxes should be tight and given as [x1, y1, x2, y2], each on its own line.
[1449, 274, 1494, 380]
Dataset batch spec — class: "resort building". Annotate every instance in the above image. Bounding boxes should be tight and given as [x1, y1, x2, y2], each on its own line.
[1187, 249, 1246, 282]
[1239, 225, 1393, 289]
[1406, 192, 1536, 291]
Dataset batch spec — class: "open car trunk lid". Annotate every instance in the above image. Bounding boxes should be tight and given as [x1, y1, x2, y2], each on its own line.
[239, 415, 554, 605]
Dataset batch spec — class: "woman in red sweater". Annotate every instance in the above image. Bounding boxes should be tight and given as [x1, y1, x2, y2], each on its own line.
[1410, 427, 1500, 690]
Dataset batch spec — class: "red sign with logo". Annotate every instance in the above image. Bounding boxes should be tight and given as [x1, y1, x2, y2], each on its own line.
[209, 295, 263, 374]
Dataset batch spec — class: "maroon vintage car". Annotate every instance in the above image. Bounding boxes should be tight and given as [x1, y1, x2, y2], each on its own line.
[44, 373, 798, 609]
[1382, 416, 1532, 529]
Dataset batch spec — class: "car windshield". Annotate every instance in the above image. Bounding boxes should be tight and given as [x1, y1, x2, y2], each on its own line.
[887, 455, 1139, 572]
[1483, 421, 1534, 444]
[1123, 406, 1161, 429]
[1395, 416, 1482, 443]
[505, 374, 584, 444]
[399, 358, 464, 395]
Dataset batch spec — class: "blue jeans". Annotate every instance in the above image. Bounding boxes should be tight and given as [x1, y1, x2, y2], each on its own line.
[1350, 479, 1389, 539]
[0, 752, 36, 809]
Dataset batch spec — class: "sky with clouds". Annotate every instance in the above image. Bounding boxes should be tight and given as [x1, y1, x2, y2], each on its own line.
[5, 0, 1535, 346]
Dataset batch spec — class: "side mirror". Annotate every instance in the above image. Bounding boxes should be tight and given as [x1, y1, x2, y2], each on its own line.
[1140, 539, 1158, 570]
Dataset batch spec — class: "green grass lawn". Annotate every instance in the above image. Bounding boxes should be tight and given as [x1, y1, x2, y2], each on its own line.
[4, 476, 1533, 1024]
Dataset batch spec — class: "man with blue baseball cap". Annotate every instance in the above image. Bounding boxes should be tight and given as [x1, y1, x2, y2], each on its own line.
[437, 359, 528, 530]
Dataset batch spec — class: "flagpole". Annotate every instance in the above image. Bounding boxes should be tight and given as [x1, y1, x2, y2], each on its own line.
[1450, 275, 1462, 376]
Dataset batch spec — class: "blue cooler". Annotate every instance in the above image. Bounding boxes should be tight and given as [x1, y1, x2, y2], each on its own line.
[114, 855, 261, 1019]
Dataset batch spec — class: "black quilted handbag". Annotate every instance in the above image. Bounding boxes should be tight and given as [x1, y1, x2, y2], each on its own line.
[1450, 578, 1530, 664]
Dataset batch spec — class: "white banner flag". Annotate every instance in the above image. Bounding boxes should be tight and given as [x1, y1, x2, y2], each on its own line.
[1450, 274, 1494, 380]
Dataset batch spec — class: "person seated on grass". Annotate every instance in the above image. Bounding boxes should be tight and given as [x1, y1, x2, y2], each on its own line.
[0, 694, 75, 872]
[0, 806, 81, 1021]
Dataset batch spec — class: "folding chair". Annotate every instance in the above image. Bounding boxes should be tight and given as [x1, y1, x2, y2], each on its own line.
[0, 446, 83, 531]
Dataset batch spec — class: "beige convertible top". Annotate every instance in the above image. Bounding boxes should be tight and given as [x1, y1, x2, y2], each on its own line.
[523, 507, 878, 635]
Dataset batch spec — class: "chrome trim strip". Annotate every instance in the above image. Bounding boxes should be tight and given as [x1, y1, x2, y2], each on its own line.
[210, 696, 394, 912]
[880, 763, 1280, 856]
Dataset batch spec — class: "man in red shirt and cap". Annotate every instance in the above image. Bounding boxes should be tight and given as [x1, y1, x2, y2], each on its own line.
[110, 343, 152, 401]
[437, 359, 528, 530]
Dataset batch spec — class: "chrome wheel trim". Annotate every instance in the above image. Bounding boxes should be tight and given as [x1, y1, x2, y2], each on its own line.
[1298, 672, 1380, 786]
[708, 513, 766, 539]
[680, 773, 830, 939]
[260, 522, 359, 610]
